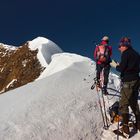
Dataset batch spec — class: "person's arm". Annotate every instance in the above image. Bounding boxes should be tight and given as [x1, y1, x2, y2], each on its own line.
[116, 53, 128, 73]
[94, 46, 98, 60]
[109, 46, 112, 56]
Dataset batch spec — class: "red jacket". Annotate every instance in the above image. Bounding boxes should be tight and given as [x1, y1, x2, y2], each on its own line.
[94, 45, 112, 64]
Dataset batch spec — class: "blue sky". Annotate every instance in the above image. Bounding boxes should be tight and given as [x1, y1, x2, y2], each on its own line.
[0, 0, 140, 62]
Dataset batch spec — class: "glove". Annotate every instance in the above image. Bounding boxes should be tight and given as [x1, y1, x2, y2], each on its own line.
[110, 60, 119, 68]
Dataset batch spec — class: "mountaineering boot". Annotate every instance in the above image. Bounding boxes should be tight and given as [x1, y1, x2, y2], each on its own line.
[102, 85, 108, 95]
[114, 113, 130, 138]
[121, 113, 130, 138]
[113, 124, 130, 139]
[114, 124, 130, 139]
[122, 124, 130, 137]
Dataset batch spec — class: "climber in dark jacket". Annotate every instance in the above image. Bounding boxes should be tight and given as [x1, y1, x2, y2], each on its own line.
[110, 37, 140, 136]
[116, 45, 139, 82]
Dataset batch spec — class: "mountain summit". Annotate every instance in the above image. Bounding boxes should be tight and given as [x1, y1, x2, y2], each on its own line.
[0, 37, 62, 93]
[0, 38, 139, 140]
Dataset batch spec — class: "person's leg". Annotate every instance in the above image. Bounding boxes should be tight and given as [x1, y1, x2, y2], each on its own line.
[96, 64, 103, 85]
[102, 65, 110, 94]
[119, 83, 130, 134]
[131, 98, 140, 131]
[129, 80, 140, 131]
[103, 65, 110, 86]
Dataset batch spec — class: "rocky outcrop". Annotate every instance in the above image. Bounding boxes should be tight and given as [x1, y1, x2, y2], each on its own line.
[0, 43, 45, 93]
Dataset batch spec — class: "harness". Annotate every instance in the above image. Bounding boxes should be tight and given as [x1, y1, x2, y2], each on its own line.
[96, 45, 111, 64]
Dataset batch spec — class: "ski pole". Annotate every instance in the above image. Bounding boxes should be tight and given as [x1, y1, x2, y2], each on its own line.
[101, 90, 109, 129]
[116, 82, 122, 140]
[91, 78, 107, 129]
[100, 68, 109, 128]
[96, 85, 107, 129]
[100, 68, 109, 129]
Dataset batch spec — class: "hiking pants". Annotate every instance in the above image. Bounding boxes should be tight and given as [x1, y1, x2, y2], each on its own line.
[119, 80, 140, 118]
[96, 64, 110, 86]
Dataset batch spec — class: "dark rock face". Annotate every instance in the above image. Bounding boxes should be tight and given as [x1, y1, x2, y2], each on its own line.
[0, 43, 45, 93]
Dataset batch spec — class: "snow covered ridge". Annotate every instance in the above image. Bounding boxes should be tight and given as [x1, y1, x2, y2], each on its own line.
[28, 37, 63, 67]
[0, 37, 64, 93]
[38, 52, 94, 79]
[0, 52, 103, 140]
[0, 36, 63, 67]
[0, 51, 135, 140]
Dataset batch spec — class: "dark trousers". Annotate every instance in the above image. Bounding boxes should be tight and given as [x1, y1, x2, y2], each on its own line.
[96, 64, 110, 87]
[119, 79, 140, 121]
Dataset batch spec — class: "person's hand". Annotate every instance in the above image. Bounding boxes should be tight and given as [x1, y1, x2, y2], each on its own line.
[110, 60, 119, 68]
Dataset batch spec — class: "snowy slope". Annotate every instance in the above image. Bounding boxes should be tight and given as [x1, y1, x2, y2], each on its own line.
[38, 53, 93, 79]
[0, 53, 104, 140]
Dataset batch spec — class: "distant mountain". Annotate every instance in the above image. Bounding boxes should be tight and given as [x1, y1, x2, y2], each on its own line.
[0, 37, 62, 93]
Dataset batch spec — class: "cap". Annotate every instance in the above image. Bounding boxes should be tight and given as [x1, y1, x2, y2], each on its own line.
[119, 37, 131, 48]
[120, 37, 131, 43]
[102, 36, 109, 41]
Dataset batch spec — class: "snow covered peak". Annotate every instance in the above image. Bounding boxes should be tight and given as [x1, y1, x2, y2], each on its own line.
[28, 37, 63, 67]
[28, 37, 50, 50]
[0, 37, 63, 93]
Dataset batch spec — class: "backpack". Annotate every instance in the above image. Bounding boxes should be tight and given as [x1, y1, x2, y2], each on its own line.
[96, 45, 111, 63]
[109, 101, 122, 123]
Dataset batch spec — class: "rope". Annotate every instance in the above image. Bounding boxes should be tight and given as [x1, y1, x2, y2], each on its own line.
[106, 87, 121, 100]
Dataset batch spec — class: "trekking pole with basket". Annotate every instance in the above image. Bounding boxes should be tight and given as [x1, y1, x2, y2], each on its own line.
[112, 81, 123, 140]
[100, 69, 109, 128]
[91, 78, 109, 129]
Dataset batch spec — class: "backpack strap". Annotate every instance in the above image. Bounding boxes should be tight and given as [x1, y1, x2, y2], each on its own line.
[97, 45, 107, 57]
[95, 45, 102, 61]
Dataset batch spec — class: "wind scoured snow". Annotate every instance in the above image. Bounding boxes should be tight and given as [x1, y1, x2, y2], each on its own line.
[28, 37, 63, 67]
[38, 53, 92, 79]
[0, 54, 103, 140]
[0, 53, 139, 139]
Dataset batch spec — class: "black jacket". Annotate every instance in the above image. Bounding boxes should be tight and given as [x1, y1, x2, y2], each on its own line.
[116, 47, 140, 82]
